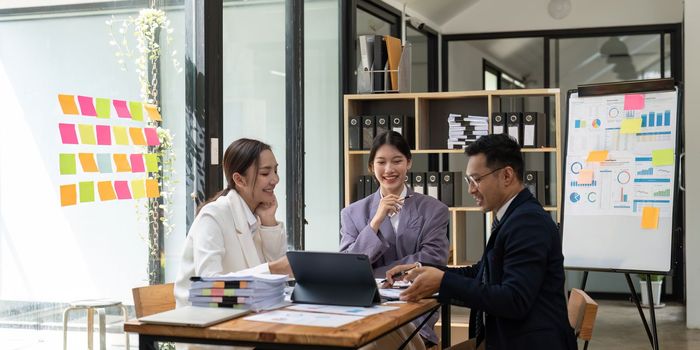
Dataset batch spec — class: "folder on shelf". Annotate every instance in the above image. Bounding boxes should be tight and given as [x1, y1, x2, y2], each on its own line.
[506, 112, 522, 145]
[427, 172, 440, 200]
[362, 116, 375, 150]
[349, 116, 362, 150]
[364, 175, 373, 197]
[391, 115, 415, 148]
[524, 171, 545, 205]
[376, 115, 390, 137]
[522, 112, 545, 148]
[358, 35, 374, 72]
[492, 112, 505, 135]
[440, 172, 457, 207]
[356, 176, 365, 201]
[370, 175, 379, 193]
[405, 172, 412, 190]
[412, 172, 426, 195]
[384, 35, 402, 91]
[373, 35, 387, 92]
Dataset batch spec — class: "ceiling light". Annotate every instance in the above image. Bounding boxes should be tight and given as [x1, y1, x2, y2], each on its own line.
[548, 0, 572, 20]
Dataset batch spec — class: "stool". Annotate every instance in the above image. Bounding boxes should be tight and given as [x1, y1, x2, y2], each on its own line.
[62, 299, 130, 350]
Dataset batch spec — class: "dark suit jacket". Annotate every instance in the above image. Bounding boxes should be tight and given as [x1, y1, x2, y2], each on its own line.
[437, 188, 577, 350]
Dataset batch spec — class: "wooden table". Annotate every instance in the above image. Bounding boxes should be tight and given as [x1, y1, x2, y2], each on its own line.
[125, 299, 441, 350]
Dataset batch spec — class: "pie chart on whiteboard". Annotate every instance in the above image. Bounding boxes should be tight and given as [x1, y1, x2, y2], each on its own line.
[570, 192, 581, 203]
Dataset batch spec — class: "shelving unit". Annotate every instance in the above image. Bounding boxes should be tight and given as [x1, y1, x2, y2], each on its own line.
[343, 89, 561, 265]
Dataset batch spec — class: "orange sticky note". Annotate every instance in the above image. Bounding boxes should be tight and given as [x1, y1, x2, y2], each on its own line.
[146, 179, 160, 198]
[578, 169, 594, 185]
[97, 181, 117, 201]
[78, 153, 99, 172]
[587, 150, 609, 162]
[113, 154, 132, 172]
[60, 184, 77, 206]
[58, 94, 79, 115]
[641, 206, 659, 229]
[144, 104, 162, 121]
[129, 127, 147, 145]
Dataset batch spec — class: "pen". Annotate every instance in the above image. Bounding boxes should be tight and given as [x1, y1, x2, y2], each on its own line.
[387, 194, 412, 218]
[380, 262, 421, 284]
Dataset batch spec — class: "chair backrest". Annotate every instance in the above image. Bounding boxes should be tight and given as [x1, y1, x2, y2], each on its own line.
[132, 283, 175, 318]
[567, 288, 598, 341]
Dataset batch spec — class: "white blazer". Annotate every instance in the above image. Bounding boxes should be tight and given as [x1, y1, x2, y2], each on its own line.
[174, 189, 287, 307]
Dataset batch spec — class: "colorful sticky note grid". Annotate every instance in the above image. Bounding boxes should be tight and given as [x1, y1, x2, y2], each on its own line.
[652, 149, 674, 166]
[59, 123, 79, 144]
[78, 124, 96, 145]
[578, 169, 594, 185]
[620, 118, 642, 134]
[144, 127, 160, 146]
[587, 150, 609, 162]
[78, 153, 99, 172]
[144, 154, 159, 172]
[113, 99, 132, 118]
[58, 94, 79, 115]
[60, 184, 77, 206]
[113, 126, 129, 145]
[146, 179, 160, 198]
[77, 95, 97, 116]
[129, 127, 147, 145]
[79, 181, 95, 203]
[96, 153, 113, 173]
[113, 154, 132, 172]
[95, 98, 111, 119]
[59, 153, 76, 175]
[131, 179, 146, 199]
[144, 104, 162, 121]
[129, 101, 143, 121]
[114, 180, 132, 199]
[97, 181, 117, 201]
[624, 94, 645, 111]
[641, 206, 660, 229]
[96, 125, 112, 145]
[130, 154, 145, 172]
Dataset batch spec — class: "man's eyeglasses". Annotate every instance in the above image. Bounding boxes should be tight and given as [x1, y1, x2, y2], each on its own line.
[464, 167, 505, 188]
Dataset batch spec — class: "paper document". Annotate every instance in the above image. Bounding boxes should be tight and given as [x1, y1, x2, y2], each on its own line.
[286, 304, 397, 316]
[245, 310, 362, 328]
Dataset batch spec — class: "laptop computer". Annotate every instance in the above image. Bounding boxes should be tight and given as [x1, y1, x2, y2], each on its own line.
[138, 306, 251, 327]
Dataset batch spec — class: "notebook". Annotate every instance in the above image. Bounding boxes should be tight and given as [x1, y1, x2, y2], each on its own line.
[138, 306, 251, 327]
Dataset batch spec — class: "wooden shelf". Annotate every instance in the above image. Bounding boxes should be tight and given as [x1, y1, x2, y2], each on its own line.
[349, 147, 556, 155]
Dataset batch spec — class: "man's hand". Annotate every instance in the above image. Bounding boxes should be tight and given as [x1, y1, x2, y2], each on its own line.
[383, 263, 419, 287]
[399, 266, 444, 302]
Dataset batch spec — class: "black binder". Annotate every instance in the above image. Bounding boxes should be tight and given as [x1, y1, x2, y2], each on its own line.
[427, 172, 440, 200]
[349, 116, 362, 150]
[491, 112, 505, 135]
[522, 112, 546, 148]
[440, 172, 455, 207]
[506, 112, 522, 145]
[390, 115, 415, 148]
[356, 176, 365, 201]
[412, 172, 426, 194]
[364, 175, 373, 196]
[370, 175, 379, 193]
[376, 115, 390, 137]
[524, 171, 545, 205]
[287, 251, 380, 307]
[404, 172, 412, 189]
[373, 35, 387, 92]
[362, 116, 375, 149]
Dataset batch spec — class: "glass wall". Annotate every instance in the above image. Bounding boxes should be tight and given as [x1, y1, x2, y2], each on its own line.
[406, 26, 428, 92]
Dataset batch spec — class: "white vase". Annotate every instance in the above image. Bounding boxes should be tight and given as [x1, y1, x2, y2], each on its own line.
[640, 280, 663, 307]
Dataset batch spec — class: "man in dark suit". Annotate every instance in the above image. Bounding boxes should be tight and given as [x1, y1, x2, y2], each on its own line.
[385, 134, 577, 350]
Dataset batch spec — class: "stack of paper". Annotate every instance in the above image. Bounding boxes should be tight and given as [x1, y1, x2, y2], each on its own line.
[447, 113, 488, 149]
[189, 273, 287, 311]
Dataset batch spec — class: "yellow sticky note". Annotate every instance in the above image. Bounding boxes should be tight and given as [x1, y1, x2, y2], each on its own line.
[587, 150, 609, 162]
[578, 169, 594, 185]
[78, 153, 99, 172]
[113, 154, 132, 172]
[113, 126, 129, 145]
[146, 179, 160, 198]
[652, 149, 674, 166]
[131, 179, 146, 199]
[129, 127, 147, 146]
[620, 118, 642, 134]
[60, 184, 77, 207]
[78, 124, 96, 145]
[144, 104, 162, 121]
[641, 206, 659, 229]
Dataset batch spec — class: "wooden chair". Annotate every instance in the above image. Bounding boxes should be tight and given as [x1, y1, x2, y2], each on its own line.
[568, 288, 598, 350]
[132, 283, 175, 318]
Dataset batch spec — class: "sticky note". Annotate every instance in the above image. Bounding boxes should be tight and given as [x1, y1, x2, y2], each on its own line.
[58, 123, 78, 144]
[624, 94, 645, 110]
[114, 181, 132, 200]
[59, 154, 76, 175]
[96, 125, 112, 145]
[77, 95, 97, 116]
[652, 149, 674, 166]
[130, 154, 145, 172]
[144, 154, 159, 172]
[641, 206, 660, 229]
[620, 118, 642, 134]
[144, 104, 162, 121]
[131, 179, 146, 199]
[113, 154, 132, 172]
[113, 126, 129, 145]
[78, 153, 99, 172]
[578, 169, 594, 185]
[129, 101, 143, 121]
[113, 99, 132, 118]
[587, 150, 609, 162]
[79, 181, 95, 203]
[95, 98, 111, 119]
[144, 127, 160, 146]
[78, 124, 96, 145]
[58, 94, 79, 115]
[97, 181, 117, 201]
[129, 127, 147, 145]
[146, 179, 160, 198]
[60, 184, 77, 206]
[96, 153, 113, 173]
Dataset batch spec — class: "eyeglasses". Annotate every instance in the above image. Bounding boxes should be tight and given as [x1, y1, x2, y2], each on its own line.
[464, 167, 505, 188]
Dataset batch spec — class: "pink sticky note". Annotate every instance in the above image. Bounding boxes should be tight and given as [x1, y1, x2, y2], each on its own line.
[113, 99, 132, 118]
[77, 95, 97, 116]
[114, 180, 132, 200]
[623, 94, 645, 111]
[58, 123, 79, 144]
[578, 169, 594, 185]
[95, 125, 112, 145]
[144, 127, 161, 146]
[130, 154, 145, 173]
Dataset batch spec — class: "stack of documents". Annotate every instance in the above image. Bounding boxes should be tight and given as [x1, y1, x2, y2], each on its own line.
[189, 273, 287, 311]
[447, 113, 488, 149]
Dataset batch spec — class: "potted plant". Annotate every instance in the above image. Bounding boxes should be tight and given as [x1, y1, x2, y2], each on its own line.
[638, 274, 665, 308]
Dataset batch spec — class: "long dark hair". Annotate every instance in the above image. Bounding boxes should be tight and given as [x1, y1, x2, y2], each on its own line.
[197, 138, 272, 214]
[367, 131, 412, 171]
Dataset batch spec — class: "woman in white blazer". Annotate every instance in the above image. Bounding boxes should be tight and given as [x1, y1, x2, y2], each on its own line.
[174, 138, 290, 307]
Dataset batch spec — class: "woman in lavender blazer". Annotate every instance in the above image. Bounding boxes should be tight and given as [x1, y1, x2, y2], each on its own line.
[340, 131, 449, 348]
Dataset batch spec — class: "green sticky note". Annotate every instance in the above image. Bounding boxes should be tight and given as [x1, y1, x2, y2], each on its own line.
[59, 153, 76, 175]
[78, 124, 96, 145]
[95, 98, 111, 119]
[144, 153, 159, 172]
[620, 118, 642, 134]
[79, 181, 95, 202]
[652, 149, 674, 166]
[129, 101, 143, 121]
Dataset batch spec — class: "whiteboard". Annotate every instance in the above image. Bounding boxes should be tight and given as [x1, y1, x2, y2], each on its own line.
[561, 88, 679, 273]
